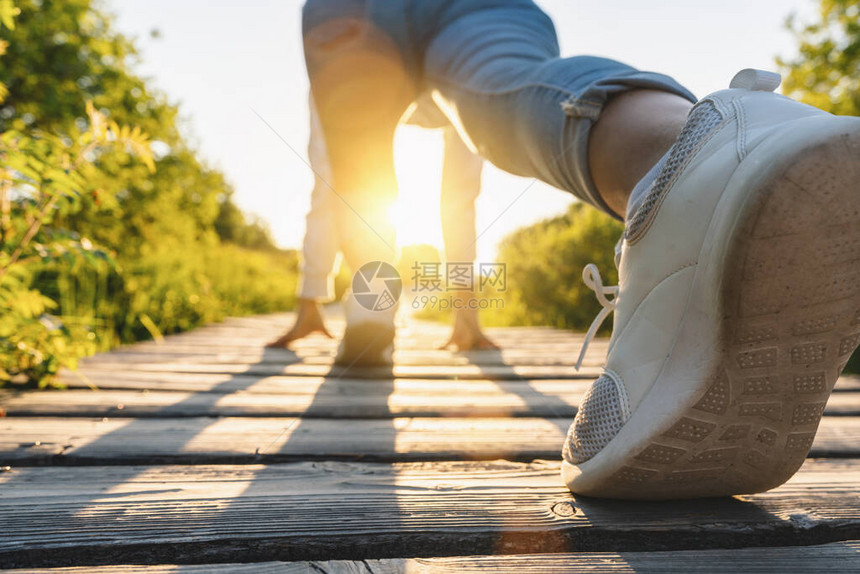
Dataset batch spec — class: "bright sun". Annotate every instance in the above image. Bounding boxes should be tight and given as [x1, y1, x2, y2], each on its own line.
[390, 125, 445, 250]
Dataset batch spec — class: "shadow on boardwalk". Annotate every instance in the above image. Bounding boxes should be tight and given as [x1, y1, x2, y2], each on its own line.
[0, 319, 791, 568]
[462, 347, 573, 436]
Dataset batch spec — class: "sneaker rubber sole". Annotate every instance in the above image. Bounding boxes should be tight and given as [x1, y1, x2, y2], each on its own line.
[564, 119, 860, 499]
[333, 323, 395, 367]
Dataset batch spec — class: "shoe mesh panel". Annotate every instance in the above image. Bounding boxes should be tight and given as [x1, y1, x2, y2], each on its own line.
[563, 375, 626, 465]
[625, 102, 723, 239]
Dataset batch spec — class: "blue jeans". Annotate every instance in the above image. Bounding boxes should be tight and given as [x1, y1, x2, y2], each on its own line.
[302, 0, 696, 218]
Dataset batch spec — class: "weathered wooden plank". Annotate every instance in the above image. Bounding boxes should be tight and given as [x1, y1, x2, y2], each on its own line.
[0, 416, 567, 464]
[837, 375, 860, 391]
[66, 362, 606, 380]
[149, 327, 591, 340]
[2, 459, 860, 568]
[50, 367, 860, 400]
[67, 358, 860, 385]
[158, 318, 576, 336]
[167, 315, 579, 338]
[94, 347, 610, 367]
[191, 329, 595, 343]
[75, 324, 609, 373]
[389, 544, 860, 572]
[215, 314, 568, 336]
[128, 319, 602, 351]
[3, 415, 860, 465]
[12, 542, 860, 573]
[128, 338, 605, 353]
[92, 353, 860, 387]
[56, 372, 594, 394]
[0, 383, 585, 418]
[111, 338, 603, 351]
[6, 386, 860, 418]
[7, 564, 341, 573]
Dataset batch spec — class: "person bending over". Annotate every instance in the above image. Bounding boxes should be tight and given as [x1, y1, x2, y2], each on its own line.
[297, 0, 860, 499]
[267, 93, 498, 363]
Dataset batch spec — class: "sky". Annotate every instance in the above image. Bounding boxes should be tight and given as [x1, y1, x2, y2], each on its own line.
[110, 0, 813, 262]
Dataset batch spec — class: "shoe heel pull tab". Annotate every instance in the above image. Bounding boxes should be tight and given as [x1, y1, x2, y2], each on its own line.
[730, 69, 782, 92]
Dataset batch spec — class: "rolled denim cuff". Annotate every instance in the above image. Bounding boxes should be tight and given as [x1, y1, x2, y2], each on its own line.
[561, 70, 697, 220]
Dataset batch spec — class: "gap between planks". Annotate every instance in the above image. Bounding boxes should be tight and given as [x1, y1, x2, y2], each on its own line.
[3, 415, 860, 465]
[2, 459, 860, 568]
[9, 542, 860, 573]
[4, 385, 860, 418]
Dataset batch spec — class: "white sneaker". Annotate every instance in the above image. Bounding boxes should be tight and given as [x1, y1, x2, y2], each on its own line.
[333, 293, 396, 367]
[333, 322, 395, 367]
[563, 69, 860, 499]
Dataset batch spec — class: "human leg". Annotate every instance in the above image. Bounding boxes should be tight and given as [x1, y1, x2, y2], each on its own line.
[409, 2, 860, 498]
[417, 1, 696, 218]
[562, 71, 860, 498]
[303, 0, 415, 364]
[587, 90, 692, 217]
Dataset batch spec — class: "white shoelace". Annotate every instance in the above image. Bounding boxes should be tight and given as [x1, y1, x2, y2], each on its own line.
[575, 263, 618, 371]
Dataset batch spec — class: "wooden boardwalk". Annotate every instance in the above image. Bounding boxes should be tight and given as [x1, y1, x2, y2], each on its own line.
[3, 313, 860, 571]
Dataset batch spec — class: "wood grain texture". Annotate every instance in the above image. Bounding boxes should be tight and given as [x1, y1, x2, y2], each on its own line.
[9, 314, 860, 569]
[70, 316, 610, 375]
[94, 346, 611, 367]
[5, 386, 860, 418]
[52, 369, 860, 394]
[111, 314, 604, 352]
[12, 542, 860, 573]
[0, 382, 586, 418]
[2, 459, 860, 568]
[3, 415, 860, 465]
[66, 361, 604, 380]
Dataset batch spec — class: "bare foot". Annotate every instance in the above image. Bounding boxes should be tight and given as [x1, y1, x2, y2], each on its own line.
[266, 298, 333, 348]
[440, 307, 499, 351]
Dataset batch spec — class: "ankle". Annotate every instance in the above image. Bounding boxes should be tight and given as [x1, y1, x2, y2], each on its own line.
[588, 90, 693, 217]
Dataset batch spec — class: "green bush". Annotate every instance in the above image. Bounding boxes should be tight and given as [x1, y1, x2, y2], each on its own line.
[397, 206, 623, 331]
[0, 1, 297, 388]
[491, 202, 623, 331]
[66, 241, 297, 345]
[0, 96, 154, 386]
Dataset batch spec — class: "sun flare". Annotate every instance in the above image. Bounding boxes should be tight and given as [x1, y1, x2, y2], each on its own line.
[391, 125, 445, 250]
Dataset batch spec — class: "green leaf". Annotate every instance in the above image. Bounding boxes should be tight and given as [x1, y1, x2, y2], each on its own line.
[0, 0, 20, 30]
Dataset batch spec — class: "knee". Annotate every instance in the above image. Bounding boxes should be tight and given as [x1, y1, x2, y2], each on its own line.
[305, 19, 414, 130]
